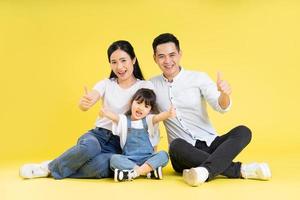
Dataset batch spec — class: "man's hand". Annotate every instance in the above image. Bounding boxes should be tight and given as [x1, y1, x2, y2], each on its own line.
[217, 72, 232, 96]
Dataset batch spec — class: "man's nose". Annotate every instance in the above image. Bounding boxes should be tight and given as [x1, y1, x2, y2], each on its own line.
[164, 56, 171, 64]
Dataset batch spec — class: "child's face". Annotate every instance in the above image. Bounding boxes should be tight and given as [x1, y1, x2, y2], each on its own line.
[131, 100, 152, 120]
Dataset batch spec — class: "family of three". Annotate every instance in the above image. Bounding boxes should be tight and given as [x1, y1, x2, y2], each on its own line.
[20, 33, 271, 186]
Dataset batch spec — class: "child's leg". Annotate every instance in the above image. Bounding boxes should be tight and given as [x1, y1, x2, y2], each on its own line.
[110, 154, 140, 182]
[110, 154, 138, 170]
[139, 151, 169, 179]
[145, 151, 169, 172]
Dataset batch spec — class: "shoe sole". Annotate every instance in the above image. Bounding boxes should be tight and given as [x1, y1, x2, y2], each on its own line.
[114, 169, 120, 182]
[183, 169, 202, 187]
[157, 167, 163, 179]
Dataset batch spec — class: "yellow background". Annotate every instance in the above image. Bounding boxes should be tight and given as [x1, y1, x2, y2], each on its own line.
[1, 0, 299, 199]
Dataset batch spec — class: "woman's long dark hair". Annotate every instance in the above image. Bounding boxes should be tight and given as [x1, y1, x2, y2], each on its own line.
[126, 88, 159, 116]
[107, 40, 144, 80]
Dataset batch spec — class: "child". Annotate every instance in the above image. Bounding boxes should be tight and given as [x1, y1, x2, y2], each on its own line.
[101, 88, 175, 182]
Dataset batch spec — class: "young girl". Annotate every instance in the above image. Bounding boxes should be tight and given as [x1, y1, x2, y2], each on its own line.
[101, 88, 175, 182]
[19, 40, 156, 179]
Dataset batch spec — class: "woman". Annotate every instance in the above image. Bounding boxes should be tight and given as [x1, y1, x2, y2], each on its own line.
[20, 40, 156, 179]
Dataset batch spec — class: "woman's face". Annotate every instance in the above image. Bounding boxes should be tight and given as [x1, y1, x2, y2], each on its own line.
[110, 49, 136, 82]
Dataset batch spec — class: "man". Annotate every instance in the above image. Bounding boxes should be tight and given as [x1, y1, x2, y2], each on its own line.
[150, 33, 271, 186]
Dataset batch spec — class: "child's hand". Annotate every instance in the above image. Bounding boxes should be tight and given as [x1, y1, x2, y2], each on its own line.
[168, 105, 176, 118]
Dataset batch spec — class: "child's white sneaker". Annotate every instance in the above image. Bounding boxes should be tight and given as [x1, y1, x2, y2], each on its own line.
[241, 162, 271, 180]
[183, 167, 209, 187]
[19, 160, 51, 179]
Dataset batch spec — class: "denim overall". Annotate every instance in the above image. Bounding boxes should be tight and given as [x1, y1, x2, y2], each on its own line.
[123, 116, 154, 165]
[110, 116, 169, 170]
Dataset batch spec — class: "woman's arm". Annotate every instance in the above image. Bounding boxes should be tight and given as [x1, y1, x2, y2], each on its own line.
[152, 105, 176, 125]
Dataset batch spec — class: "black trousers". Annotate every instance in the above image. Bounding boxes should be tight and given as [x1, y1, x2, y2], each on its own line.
[169, 125, 252, 181]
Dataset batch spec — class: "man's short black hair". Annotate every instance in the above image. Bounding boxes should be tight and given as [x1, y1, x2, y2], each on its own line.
[152, 33, 180, 53]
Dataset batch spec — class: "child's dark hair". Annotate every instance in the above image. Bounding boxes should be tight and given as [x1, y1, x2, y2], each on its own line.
[126, 88, 159, 115]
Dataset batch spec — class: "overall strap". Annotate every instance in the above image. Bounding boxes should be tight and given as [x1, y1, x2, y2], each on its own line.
[126, 115, 131, 130]
[142, 117, 148, 130]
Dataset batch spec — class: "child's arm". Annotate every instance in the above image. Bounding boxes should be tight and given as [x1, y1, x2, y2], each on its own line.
[99, 108, 120, 123]
[152, 105, 176, 125]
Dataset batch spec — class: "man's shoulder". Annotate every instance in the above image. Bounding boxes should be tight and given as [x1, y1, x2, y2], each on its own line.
[180, 70, 210, 82]
[184, 69, 208, 77]
[149, 74, 162, 81]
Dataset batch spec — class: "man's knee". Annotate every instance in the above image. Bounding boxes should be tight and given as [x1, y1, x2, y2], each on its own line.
[169, 138, 187, 155]
[235, 125, 252, 144]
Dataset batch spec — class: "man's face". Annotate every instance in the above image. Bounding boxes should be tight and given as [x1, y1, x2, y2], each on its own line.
[154, 42, 181, 80]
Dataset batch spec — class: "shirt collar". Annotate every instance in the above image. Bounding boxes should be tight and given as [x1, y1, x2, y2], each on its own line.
[162, 67, 185, 83]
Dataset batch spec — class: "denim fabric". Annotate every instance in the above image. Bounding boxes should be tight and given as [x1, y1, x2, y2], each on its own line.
[110, 151, 169, 170]
[110, 116, 169, 171]
[48, 127, 122, 179]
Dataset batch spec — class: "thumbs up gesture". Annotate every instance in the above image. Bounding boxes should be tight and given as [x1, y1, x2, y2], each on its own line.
[217, 72, 232, 96]
[79, 86, 97, 111]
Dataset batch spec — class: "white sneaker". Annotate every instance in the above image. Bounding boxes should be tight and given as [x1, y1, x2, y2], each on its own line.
[241, 162, 271, 180]
[183, 167, 209, 187]
[19, 160, 51, 179]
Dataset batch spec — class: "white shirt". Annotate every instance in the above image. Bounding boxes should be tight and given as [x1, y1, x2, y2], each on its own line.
[150, 68, 231, 147]
[111, 114, 159, 149]
[93, 78, 155, 131]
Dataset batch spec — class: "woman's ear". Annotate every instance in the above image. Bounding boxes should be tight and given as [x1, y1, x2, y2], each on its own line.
[133, 57, 136, 65]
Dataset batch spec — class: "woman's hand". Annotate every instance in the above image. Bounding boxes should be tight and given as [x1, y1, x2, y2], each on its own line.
[79, 86, 99, 111]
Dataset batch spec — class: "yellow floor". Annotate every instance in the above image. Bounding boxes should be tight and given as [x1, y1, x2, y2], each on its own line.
[2, 153, 299, 200]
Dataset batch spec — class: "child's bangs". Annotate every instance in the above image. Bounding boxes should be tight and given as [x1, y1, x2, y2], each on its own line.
[135, 95, 152, 107]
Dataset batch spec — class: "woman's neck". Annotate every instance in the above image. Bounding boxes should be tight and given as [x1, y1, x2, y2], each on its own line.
[117, 76, 137, 89]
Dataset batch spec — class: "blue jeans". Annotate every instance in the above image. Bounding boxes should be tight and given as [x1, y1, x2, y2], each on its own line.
[110, 150, 169, 170]
[48, 127, 122, 179]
